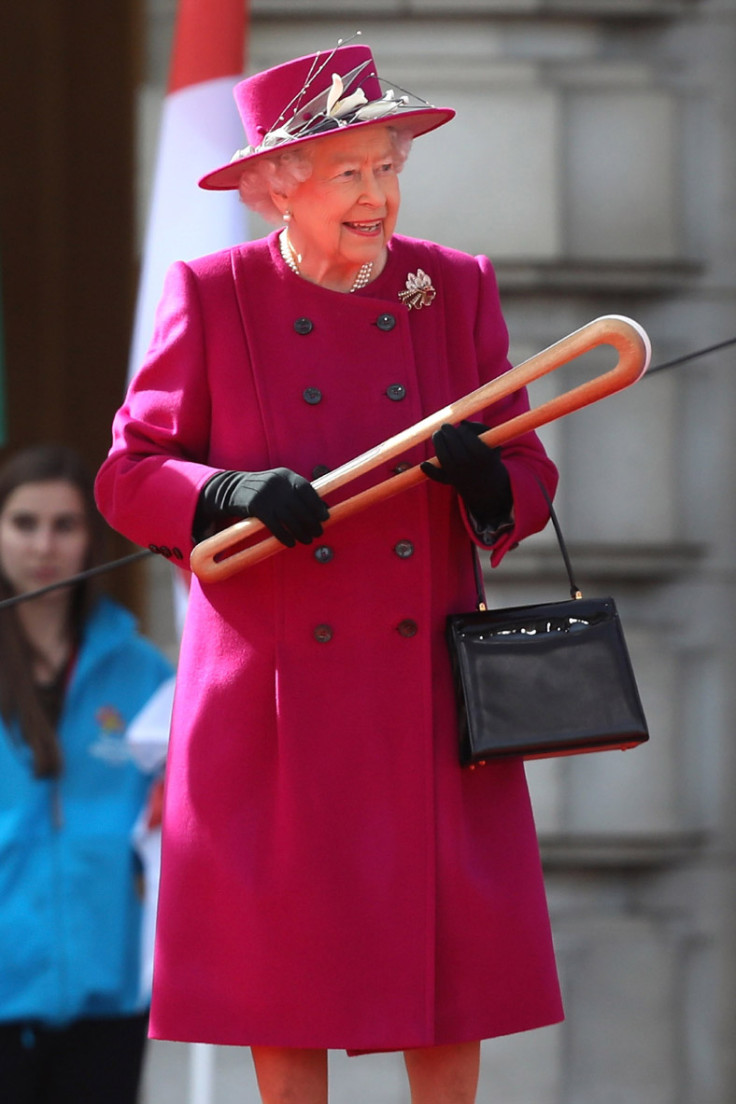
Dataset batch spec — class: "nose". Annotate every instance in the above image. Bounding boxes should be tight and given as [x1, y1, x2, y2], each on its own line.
[31, 524, 56, 555]
[359, 169, 386, 207]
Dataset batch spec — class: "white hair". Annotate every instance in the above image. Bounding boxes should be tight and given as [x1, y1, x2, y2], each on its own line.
[237, 127, 414, 224]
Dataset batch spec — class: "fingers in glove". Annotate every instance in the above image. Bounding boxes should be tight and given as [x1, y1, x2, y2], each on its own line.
[282, 483, 329, 546]
[421, 423, 487, 484]
[433, 425, 472, 473]
[420, 424, 457, 484]
[255, 479, 328, 548]
[419, 457, 445, 484]
[454, 420, 495, 462]
[436, 422, 494, 469]
[257, 511, 297, 548]
[462, 420, 491, 438]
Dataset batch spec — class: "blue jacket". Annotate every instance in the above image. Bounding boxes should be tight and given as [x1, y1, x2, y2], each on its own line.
[0, 597, 174, 1025]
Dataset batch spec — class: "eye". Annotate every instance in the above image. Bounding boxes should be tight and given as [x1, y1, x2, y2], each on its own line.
[377, 161, 395, 175]
[54, 515, 86, 535]
[9, 513, 38, 533]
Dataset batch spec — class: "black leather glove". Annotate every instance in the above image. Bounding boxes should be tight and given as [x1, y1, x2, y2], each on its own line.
[420, 421, 512, 527]
[193, 468, 329, 548]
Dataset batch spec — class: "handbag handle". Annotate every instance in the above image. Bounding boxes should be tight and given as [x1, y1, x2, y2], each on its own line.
[472, 480, 581, 610]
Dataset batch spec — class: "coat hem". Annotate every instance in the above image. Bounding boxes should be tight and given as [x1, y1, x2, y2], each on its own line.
[148, 1010, 566, 1053]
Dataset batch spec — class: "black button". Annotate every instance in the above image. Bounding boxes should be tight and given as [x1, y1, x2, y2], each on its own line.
[397, 619, 418, 638]
[376, 313, 396, 332]
[148, 544, 160, 554]
[172, 547, 184, 560]
[158, 546, 173, 559]
[314, 546, 334, 564]
[303, 387, 322, 405]
[394, 540, 414, 559]
[294, 317, 313, 335]
[313, 624, 334, 643]
[392, 462, 411, 475]
[386, 384, 406, 402]
[312, 464, 331, 479]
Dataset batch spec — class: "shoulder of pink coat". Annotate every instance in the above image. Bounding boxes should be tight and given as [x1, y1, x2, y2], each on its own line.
[389, 233, 490, 276]
[185, 235, 272, 280]
[388, 235, 501, 313]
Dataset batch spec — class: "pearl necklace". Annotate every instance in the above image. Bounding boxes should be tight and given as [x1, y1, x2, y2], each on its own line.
[279, 230, 373, 292]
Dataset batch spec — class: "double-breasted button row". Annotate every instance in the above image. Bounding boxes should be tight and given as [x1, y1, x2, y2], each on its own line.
[294, 313, 397, 336]
[302, 383, 406, 404]
[149, 543, 183, 560]
[313, 541, 413, 564]
[313, 619, 419, 642]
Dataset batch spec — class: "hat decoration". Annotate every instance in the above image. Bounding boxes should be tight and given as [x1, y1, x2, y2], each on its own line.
[231, 62, 419, 160]
[199, 38, 455, 191]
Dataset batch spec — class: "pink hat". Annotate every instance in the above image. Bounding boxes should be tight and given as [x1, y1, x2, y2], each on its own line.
[199, 42, 455, 191]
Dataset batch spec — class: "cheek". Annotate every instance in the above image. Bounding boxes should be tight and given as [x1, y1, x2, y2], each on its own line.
[0, 540, 24, 587]
[67, 536, 90, 567]
[58, 533, 90, 572]
[0, 528, 24, 565]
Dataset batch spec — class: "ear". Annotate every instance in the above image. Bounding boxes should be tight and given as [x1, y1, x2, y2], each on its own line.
[269, 189, 290, 220]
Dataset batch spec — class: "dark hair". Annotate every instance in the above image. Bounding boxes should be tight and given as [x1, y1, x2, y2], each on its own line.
[0, 444, 108, 777]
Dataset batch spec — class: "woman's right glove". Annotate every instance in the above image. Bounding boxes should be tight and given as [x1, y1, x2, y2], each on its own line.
[193, 469, 329, 548]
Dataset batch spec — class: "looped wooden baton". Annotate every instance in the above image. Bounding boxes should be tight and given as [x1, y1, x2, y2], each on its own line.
[190, 314, 650, 583]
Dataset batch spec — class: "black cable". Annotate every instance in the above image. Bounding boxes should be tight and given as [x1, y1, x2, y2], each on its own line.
[646, 335, 736, 376]
[0, 549, 155, 612]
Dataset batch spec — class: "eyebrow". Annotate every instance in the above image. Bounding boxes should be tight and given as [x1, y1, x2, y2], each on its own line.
[8, 509, 85, 521]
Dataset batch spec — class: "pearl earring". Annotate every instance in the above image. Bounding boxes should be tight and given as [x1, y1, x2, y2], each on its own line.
[283, 209, 292, 223]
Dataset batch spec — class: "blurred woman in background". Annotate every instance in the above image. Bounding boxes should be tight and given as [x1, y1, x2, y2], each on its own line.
[0, 444, 173, 1104]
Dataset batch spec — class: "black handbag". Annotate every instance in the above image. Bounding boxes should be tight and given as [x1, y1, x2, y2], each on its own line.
[446, 492, 649, 767]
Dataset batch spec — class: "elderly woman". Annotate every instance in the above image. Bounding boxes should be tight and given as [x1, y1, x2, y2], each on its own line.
[96, 42, 563, 1104]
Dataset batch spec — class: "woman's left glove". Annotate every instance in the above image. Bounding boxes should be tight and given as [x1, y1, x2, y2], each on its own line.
[420, 421, 512, 528]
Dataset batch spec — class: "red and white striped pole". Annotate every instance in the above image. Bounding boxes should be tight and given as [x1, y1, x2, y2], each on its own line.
[129, 0, 248, 381]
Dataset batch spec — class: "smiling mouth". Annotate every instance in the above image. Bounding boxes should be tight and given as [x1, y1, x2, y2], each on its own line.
[344, 221, 382, 235]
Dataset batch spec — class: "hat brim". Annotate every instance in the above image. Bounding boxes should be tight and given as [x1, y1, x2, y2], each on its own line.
[198, 106, 456, 191]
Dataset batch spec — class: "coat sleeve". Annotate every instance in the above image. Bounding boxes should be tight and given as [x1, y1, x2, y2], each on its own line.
[469, 253, 558, 567]
[95, 261, 225, 563]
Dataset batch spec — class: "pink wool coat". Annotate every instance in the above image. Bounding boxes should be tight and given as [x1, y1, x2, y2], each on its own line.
[95, 230, 564, 1051]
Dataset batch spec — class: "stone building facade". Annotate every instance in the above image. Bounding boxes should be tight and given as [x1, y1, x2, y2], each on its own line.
[140, 3, 736, 1101]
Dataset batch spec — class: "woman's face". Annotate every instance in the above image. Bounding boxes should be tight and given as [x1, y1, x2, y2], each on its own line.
[0, 480, 90, 599]
[281, 126, 401, 285]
